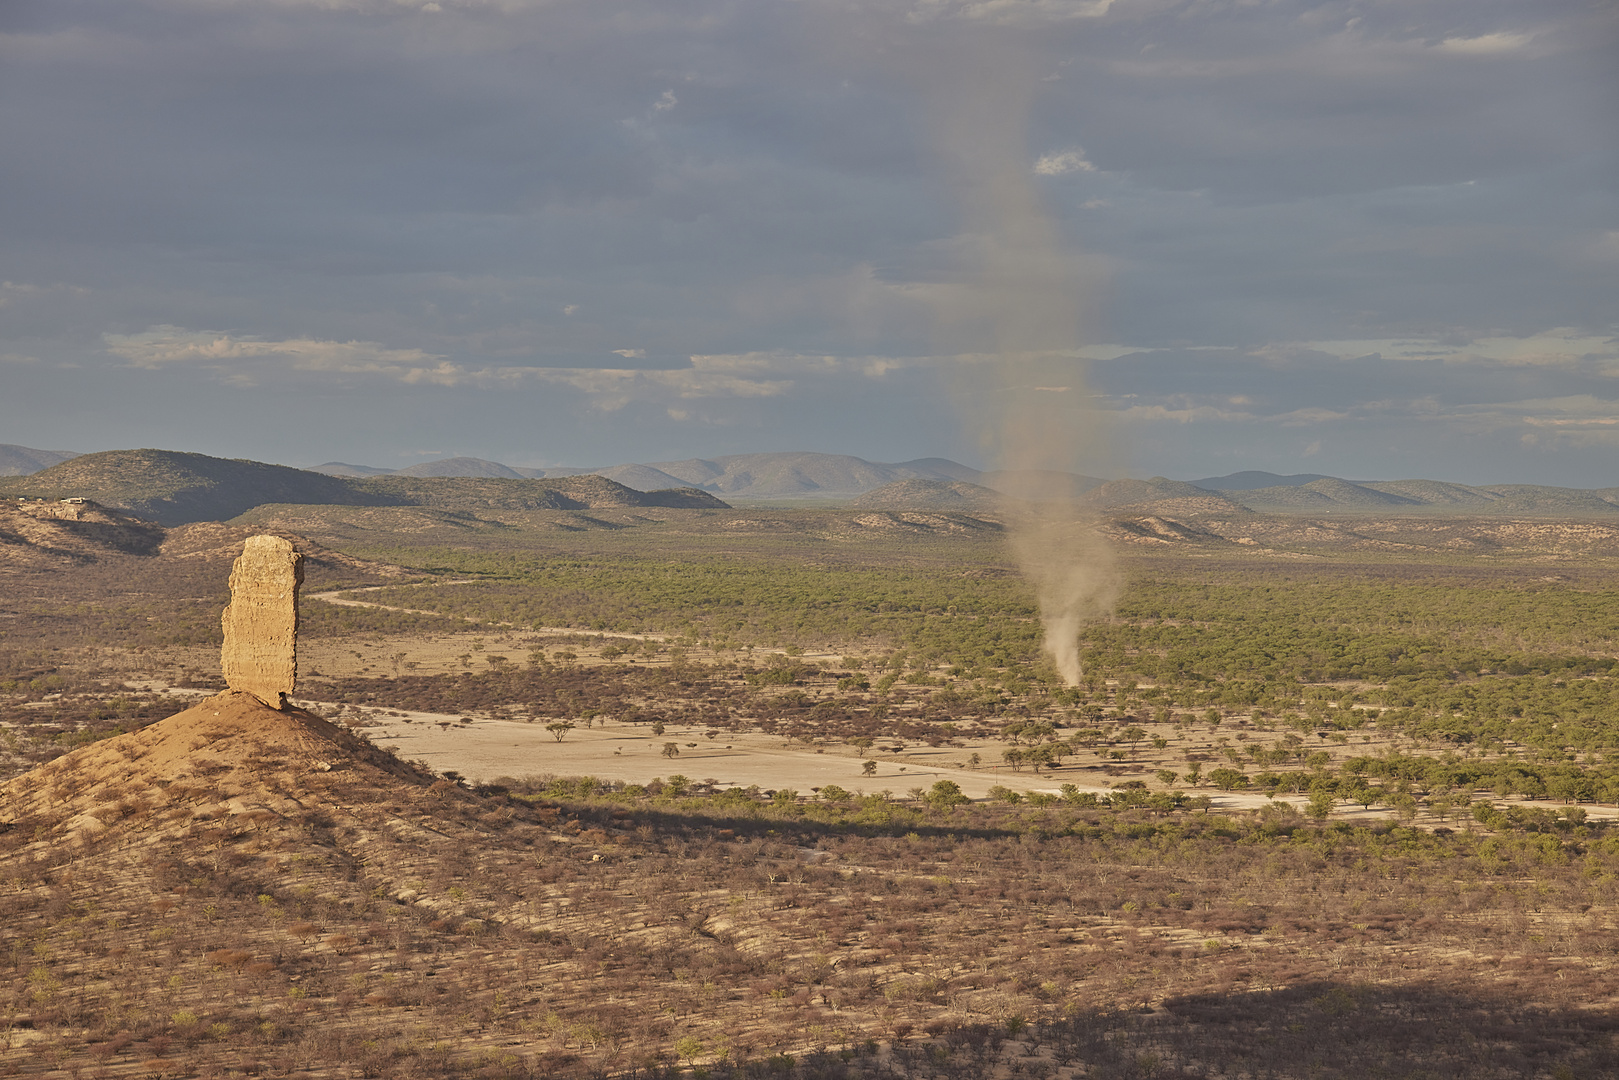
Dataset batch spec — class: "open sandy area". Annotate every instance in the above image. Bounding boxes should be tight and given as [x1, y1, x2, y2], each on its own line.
[111, 679, 1615, 824]
[286, 698, 1435, 819]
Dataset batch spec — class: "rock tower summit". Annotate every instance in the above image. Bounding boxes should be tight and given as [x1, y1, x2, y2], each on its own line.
[220, 534, 303, 708]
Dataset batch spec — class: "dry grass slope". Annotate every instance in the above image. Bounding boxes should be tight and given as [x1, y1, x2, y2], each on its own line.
[3, 690, 1618, 1078]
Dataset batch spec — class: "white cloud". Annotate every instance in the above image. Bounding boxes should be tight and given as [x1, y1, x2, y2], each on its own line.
[0, 281, 39, 308]
[1455, 395, 1619, 448]
[1294, 330, 1619, 375]
[97, 330, 944, 404]
[0, 279, 89, 308]
[520, 350, 951, 410]
[103, 326, 464, 386]
[908, 0, 1114, 25]
[1113, 400, 1256, 424]
[525, 363, 793, 411]
[1271, 407, 1349, 427]
[1034, 148, 1097, 176]
[1433, 32, 1535, 56]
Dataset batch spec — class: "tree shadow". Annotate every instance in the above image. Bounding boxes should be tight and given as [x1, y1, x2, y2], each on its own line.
[611, 980, 1616, 1079]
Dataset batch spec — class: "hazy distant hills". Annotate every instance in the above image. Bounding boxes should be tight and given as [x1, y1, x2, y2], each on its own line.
[351, 474, 728, 513]
[312, 451, 985, 499]
[0, 450, 726, 525]
[1214, 475, 1619, 515]
[975, 469, 1107, 501]
[0, 443, 79, 476]
[7, 446, 1616, 518]
[851, 476, 1249, 517]
[849, 479, 1007, 513]
[1192, 470, 1335, 491]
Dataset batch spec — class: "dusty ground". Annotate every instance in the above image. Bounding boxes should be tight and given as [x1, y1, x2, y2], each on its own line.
[41, 589, 1613, 830]
[110, 678, 1307, 810]
[319, 706, 1099, 800]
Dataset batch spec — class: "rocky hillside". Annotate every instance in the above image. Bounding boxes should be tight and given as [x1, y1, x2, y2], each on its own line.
[0, 499, 166, 571]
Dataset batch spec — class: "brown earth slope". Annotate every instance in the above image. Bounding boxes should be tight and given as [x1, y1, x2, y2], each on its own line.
[4, 693, 1619, 1077]
[0, 691, 430, 845]
[0, 500, 166, 572]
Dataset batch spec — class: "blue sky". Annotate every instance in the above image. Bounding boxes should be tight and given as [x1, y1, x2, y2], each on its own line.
[1, 0, 1615, 485]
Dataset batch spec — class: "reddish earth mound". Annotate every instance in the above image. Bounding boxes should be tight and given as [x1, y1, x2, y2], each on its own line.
[0, 690, 432, 845]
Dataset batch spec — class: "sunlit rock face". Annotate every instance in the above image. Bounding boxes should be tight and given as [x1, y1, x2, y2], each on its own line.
[221, 534, 303, 708]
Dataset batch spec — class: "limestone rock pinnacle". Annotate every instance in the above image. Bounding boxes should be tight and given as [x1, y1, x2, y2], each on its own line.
[220, 534, 303, 708]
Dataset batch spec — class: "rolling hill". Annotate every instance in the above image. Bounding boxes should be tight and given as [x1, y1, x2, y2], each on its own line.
[1078, 477, 1248, 514]
[848, 478, 1008, 513]
[349, 473, 727, 512]
[0, 449, 395, 525]
[0, 450, 728, 525]
[312, 451, 996, 499]
[0, 443, 81, 476]
[1236, 478, 1619, 515]
[391, 456, 528, 479]
[1192, 470, 1334, 491]
[0, 498, 166, 571]
[623, 452, 978, 497]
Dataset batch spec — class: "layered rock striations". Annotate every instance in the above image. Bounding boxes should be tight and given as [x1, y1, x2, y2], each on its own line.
[221, 534, 303, 708]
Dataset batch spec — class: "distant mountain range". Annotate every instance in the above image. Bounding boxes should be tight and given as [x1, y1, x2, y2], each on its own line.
[1196, 474, 1619, 515]
[4, 445, 1615, 519]
[312, 451, 989, 498]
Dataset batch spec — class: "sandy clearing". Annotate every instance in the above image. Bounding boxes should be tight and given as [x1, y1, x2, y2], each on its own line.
[308, 707, 1079, 798]
[289, 700, 1342, 813]
[107, 680, 1617, 824]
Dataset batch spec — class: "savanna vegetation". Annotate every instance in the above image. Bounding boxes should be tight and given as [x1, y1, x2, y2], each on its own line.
[4, 504, 1619, 1076]
[4, 761, 1618, 1078]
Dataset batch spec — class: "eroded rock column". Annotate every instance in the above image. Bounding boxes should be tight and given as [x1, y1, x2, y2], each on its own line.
[221, 534, 303, 708]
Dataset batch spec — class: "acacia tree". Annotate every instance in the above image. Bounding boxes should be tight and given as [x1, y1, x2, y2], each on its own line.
[546, 722, 575, 742]
[1119, 726, 1147, 758]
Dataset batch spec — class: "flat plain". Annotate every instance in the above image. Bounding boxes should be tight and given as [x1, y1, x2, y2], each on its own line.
[4, 495, 1619, 1078]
